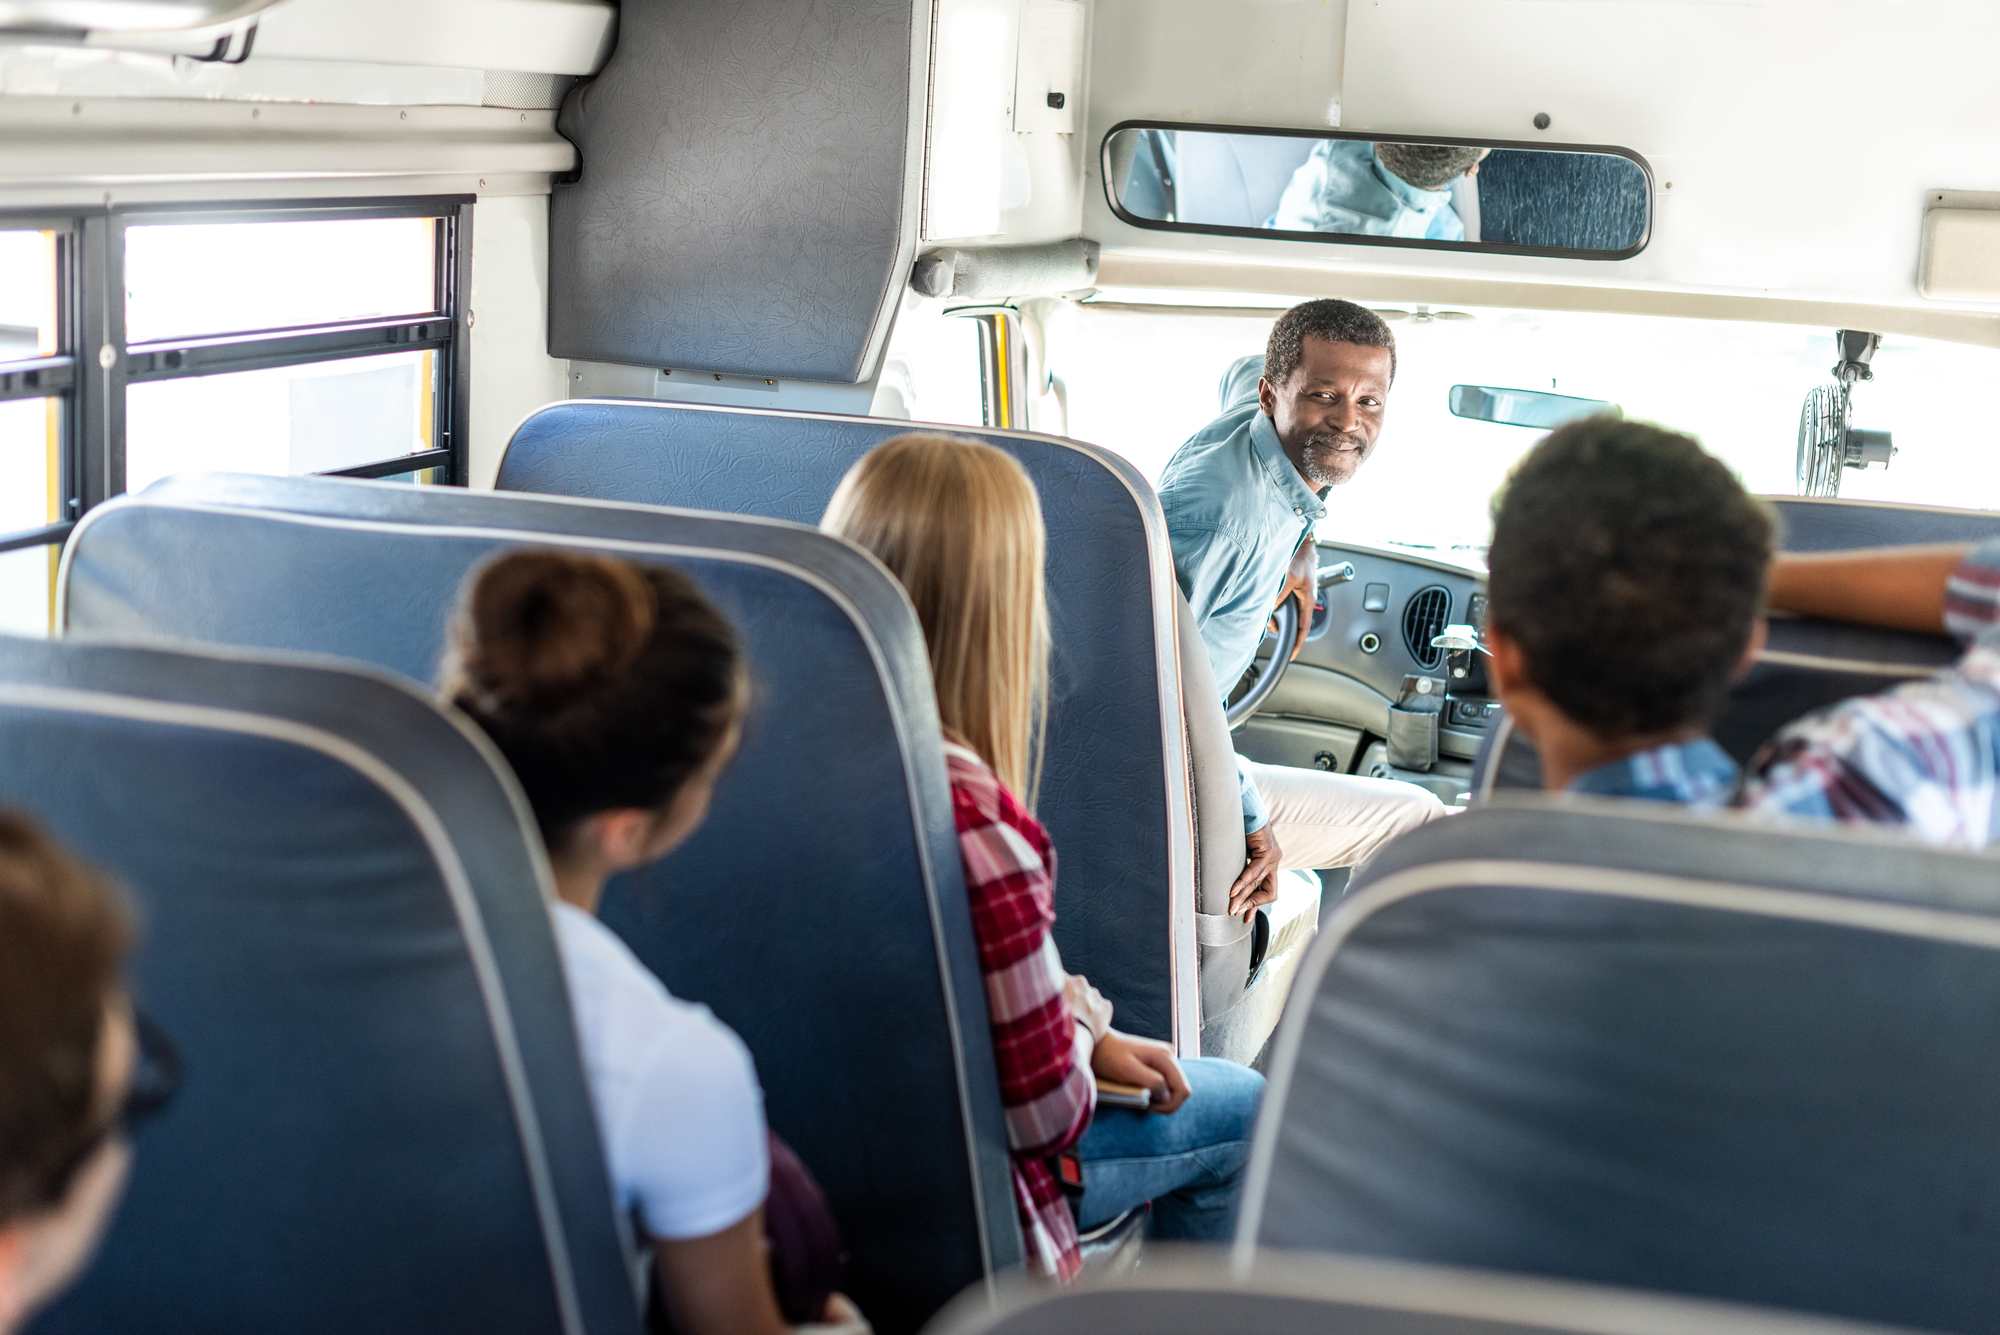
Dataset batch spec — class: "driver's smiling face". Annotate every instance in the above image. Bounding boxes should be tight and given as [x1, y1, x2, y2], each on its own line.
[1260, 336, 1393, 491]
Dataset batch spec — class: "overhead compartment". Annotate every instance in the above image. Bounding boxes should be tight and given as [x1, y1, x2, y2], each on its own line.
[548, 0, 930, 384]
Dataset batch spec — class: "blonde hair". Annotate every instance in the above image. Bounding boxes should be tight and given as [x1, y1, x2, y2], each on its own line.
[822, 434, 1049, 804]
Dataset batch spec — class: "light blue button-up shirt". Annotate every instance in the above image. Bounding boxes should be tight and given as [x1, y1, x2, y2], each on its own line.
[1159, 396, 1328, 831]
[1268, 140, 1465, 242]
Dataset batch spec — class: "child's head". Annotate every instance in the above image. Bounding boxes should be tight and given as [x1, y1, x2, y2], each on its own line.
[442, 549, 746, 867]
[822, 434, 1048, 801]
[1485, 417, 1774, 748]
[1373, 142, 1485, 191]
[0, 813, 134, 1332]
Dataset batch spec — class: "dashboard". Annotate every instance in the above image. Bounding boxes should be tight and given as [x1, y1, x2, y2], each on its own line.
[1231, 539, 1490, 803]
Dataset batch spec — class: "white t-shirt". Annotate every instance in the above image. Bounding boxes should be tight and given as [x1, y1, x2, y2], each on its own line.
[552, 901, 769, 1241]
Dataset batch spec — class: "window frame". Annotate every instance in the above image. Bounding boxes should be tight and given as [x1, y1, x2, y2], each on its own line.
[0, 193, 472, 559]
[111, 195, 473, 491]
[0, 213, 81, 552]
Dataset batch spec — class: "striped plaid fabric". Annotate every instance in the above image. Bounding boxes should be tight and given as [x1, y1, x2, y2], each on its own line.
[1740, 540, 2000, 847]
[944, 742, 1095, 1281]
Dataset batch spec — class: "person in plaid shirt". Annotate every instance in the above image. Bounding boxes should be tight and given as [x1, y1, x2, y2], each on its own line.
[1742, 539, 2000, 846]
[825, 434, 1264, 1281]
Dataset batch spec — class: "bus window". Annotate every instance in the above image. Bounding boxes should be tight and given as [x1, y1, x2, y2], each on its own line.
[115, 202, 466, 490]
[0, 228, 62, 636]
[124, 217, 438, 344]
[1062, 296, 2000, 563]
[126, 350, 436, 494]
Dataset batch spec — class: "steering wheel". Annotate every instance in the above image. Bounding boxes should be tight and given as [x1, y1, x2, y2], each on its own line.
[1224, 596, 1299, 731]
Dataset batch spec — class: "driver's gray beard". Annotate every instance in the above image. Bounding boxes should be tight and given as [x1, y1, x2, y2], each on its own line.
[1301, 434, 1352, 486]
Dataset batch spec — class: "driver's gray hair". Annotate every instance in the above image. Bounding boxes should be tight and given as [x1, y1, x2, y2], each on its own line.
[1264, 298, 1397, 388]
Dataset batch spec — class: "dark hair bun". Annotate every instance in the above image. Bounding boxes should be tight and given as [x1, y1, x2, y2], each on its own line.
[461, 549, 655, 712]
[441, 547, 746, 847]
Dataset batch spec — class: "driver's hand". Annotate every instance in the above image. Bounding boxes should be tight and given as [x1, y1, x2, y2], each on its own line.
[1228, 825, 1282, 919]
[1278, 539, 1317, 661]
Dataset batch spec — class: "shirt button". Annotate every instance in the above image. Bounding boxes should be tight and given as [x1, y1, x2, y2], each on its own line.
[1294, 507, 1303, 515]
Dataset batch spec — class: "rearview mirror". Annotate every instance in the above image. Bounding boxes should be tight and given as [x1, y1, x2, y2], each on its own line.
[1449, 385, 1619, 430]
[1104, 123, 1652, 260]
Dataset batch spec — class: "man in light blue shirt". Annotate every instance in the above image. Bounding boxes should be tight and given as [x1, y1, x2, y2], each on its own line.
[1269, 140, 1484, 241]
[1159, 299, 1446, 917]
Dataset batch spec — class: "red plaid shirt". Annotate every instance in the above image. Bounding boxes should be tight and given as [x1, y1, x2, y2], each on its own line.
[944, 742, 1095, 1280]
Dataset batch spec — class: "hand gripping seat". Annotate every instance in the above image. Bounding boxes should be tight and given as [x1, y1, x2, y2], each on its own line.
[0, 634, 639, 1335]
[1241, 797, 2000, 1333]
[59, 474, 1017, 1334]
[496, 401, 1206, 1051]
[1471, 497, 2000, 798]
[923, 1249, 1910, 1335]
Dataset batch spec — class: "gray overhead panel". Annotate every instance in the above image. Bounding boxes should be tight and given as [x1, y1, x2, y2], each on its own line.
[548, 0, 928, 383]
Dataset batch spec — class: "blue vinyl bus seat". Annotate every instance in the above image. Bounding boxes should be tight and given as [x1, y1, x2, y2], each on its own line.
[2, 634, 639, 1335]
[58, 474, 1016, 1335]
[1243, 798, 2000, 1334]
[495, 401, 1203, 1051]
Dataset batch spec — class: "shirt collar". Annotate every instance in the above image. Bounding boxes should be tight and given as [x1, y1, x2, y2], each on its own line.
[1567, 737, 1740, 808]
[1248, 412, 1328, 521]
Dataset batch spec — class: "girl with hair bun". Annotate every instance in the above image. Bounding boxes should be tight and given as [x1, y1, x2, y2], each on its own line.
[443, 548, 853, 1335]
[824, 434, 1264, 1282]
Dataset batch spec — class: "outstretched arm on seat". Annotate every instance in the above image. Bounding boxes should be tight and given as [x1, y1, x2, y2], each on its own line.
[1766, 545, 1974, 635]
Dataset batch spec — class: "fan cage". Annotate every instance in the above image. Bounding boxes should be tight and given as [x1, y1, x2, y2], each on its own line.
[1796, 381, 1850, 498]
[1403, 586, 1453, 670]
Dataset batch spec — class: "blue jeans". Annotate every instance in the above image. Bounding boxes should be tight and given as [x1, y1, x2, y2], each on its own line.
[1073, 1057, 1264, 1241]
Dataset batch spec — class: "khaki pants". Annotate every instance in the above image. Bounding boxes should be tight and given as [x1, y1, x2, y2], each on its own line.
[1243, 759, 1447, 871]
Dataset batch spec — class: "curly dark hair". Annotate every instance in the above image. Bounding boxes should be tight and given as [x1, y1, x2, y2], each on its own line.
[1486, 418, 1775, 739]
[1263, 298, 1396, 387]
[1373, 142, 1485, 191]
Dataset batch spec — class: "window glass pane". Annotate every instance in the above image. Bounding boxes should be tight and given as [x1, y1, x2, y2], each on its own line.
[0, 229, 58, 359]
[873, 302, 985, 427]
[0, 396, 57, 534]
[0, 543, 55, 638]
[125, 217, 438, 344]
[1062, 298, 2000, 564]
[125, 351, 435, 494]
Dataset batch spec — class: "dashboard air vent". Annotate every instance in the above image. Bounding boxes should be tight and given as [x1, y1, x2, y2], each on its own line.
[1403, 586, 1452, 669]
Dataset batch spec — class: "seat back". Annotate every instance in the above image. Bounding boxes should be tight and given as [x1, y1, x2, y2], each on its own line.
[1243, 797, 2000, 1333]
[925, 1249, 1900, 1335]
[60, 474, 1017, 1334]
[3, 634, 638, 1335]
[498, 400, 1198, 1047]
[1765, 495, 2000, 551]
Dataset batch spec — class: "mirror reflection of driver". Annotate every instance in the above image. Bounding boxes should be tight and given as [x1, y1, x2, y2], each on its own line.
[1157, 299, 1447, 918]
[1269, 141, 1486, 240]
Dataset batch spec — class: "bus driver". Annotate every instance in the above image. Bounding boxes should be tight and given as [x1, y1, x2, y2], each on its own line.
[1158, 299, 1447, 918]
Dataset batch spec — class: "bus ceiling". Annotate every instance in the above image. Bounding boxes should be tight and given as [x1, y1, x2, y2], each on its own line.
[1, 0, 1998, 390]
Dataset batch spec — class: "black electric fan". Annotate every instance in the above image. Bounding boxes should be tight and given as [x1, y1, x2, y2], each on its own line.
[1796, 330, 1896, 497]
